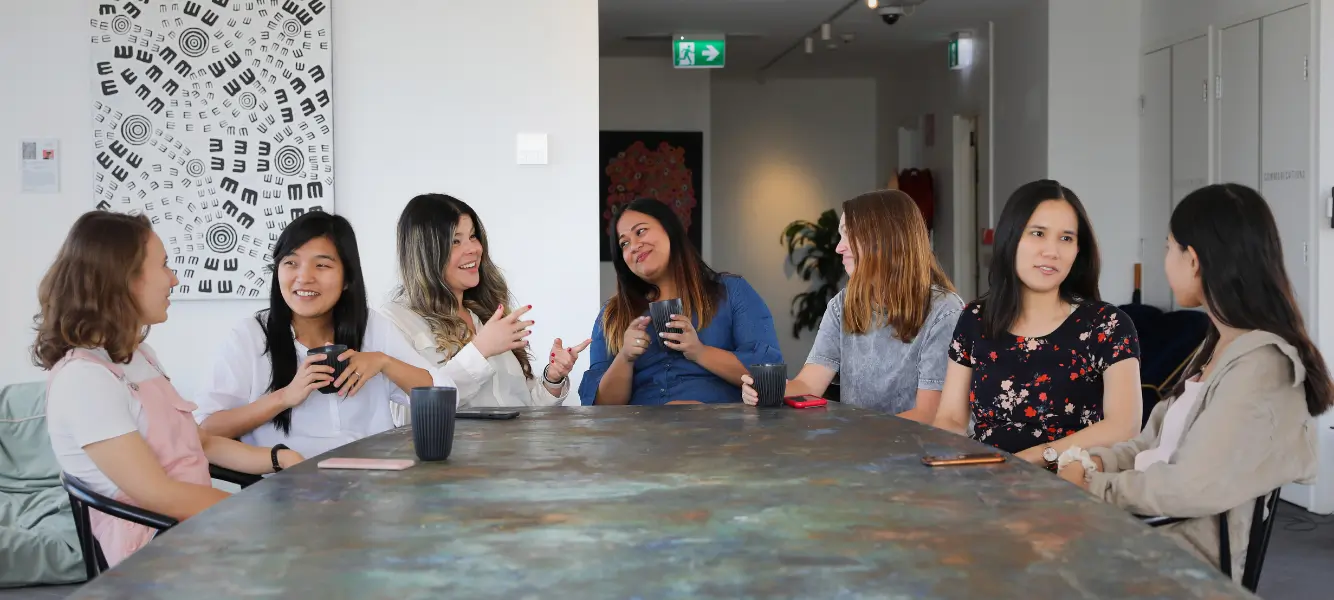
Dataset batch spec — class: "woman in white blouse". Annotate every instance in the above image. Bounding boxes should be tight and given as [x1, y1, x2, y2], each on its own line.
[195, 211, 453, 459]
[380, 194, 589, 419]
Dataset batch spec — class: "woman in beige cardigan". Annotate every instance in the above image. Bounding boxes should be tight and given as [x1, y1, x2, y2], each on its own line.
[1056, 183, 1333, 583]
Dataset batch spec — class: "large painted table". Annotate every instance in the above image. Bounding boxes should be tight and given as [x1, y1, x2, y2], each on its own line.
[72, 404, 1253, 599]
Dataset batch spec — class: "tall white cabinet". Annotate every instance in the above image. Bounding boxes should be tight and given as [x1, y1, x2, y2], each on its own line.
[1139, 3, 1317, 509]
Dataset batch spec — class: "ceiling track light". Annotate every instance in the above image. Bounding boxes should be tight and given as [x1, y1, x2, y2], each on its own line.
[759, 0, 863, 74]
[867, 0, 879, 8]
[821, 23, 832, 41]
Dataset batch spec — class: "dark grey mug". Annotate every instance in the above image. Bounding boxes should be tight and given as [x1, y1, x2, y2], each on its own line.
[649, 298, 684, 350]
[410, 387, 457, 461]
[749, 364, 787, 408]
[307, 344, 348, 395]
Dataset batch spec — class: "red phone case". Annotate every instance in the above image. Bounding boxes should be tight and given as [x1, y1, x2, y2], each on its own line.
[784, 395, 828, 408]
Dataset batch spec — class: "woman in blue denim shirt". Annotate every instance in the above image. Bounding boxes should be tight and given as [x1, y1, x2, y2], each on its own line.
[579, 198, 782, 405]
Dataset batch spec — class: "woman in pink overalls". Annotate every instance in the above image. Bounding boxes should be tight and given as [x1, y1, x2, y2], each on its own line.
[35, 211, 305, 567]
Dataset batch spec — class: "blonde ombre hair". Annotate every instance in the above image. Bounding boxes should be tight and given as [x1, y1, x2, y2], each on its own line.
[393, 194, 533, 380]
[841, 190, 954, 340]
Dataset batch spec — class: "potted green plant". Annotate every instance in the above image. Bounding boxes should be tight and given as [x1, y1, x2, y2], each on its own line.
[780, 209, 846, 339]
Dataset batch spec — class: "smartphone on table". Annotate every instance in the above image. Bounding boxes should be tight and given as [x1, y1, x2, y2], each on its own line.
[921, 453, 1006, 467]
[317, 458, 416, 471]
[784, 395, 828, 409]
[456, 409, 521, 420]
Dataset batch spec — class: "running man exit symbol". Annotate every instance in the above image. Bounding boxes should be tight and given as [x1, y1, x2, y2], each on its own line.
[673, 39, 725, 69]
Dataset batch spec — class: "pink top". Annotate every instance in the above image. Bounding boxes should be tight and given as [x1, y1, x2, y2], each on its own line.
[48, 348, 211, 567]
[1134, 378, 1204, 472]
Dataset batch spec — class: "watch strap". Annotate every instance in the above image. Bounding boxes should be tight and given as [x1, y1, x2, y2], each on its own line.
[271, 443, 289, 472]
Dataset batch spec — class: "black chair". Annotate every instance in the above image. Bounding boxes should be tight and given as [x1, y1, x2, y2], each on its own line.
[61, 472, 178, 580]
[209, 463, 263, 489]
[1137, 489, 1281, 592]
[1118, 303, 1210, 425]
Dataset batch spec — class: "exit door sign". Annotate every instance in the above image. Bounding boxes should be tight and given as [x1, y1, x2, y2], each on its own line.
[673, 39, 725, 69]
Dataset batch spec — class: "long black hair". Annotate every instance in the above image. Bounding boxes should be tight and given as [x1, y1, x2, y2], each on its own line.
[259, 210, 369, 434]
[981, 179, 1101, 339]
[602, 198, 723, 354]
[1168, 184, 1332, 416]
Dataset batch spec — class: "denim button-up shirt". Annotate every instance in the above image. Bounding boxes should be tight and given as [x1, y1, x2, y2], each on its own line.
[579, 275, 783, 405]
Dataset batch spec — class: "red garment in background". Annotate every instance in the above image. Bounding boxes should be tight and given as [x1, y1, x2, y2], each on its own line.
[896, 168, 936, 230]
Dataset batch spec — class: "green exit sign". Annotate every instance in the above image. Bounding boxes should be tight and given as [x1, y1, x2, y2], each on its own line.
[673, 38, 725, 69]
[948, 36, 974, 70]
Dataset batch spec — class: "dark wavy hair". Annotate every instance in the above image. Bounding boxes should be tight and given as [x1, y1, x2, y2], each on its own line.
[259, 211, 369, 434]
[602, 198, 723, 354]
[981, 179, 1101, 339]
[33, 211, 155, 369]
[1167, 184, 1332, 416]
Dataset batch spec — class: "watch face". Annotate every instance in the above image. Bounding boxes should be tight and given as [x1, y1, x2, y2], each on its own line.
[1043, 447, 1058, 461]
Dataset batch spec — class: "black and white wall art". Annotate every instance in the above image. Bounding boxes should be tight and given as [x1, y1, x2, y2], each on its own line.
[90, 0, 333, 299]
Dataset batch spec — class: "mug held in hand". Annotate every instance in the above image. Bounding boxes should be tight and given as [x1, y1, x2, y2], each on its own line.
[649, 298, 684, 349]
[748, 363, 787, 408]
[307, 344, 348, 395]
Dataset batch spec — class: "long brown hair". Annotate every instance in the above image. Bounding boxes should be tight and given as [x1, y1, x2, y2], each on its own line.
[1167, 184, 1332, 416]
[33, 211, 154, 369]
[841, 190, 954, 340]
[603, 198, 723, 354]
[394, 194, 533, 379]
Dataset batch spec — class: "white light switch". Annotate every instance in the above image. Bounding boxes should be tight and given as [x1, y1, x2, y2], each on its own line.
[516, 133, 548, 165]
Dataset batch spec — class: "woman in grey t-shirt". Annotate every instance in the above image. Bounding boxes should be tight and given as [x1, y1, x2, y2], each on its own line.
[741, 190, 963, 421]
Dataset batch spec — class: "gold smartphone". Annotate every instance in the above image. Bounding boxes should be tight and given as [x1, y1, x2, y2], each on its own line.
[921, 453, 1006, 467]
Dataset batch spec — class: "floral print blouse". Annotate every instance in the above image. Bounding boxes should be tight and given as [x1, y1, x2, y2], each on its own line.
[947, 300, 1140, 454]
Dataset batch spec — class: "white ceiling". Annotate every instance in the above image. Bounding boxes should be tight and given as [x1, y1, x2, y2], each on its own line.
[601, 0, 1035, 76]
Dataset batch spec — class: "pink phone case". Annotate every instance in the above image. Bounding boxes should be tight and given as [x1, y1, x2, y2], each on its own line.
[317, 457, 416, 471]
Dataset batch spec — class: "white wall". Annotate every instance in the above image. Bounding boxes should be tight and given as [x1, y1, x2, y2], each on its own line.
[1047, 0, 1142, 305]
[599, 58, 712, 302]
[992, 1, 1049, 225]
[711, 77, 878, 375]
[0, 0, 600, 402]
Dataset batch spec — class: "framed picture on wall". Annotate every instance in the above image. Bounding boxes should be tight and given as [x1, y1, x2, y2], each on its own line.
[599, 131, 704, 262]
[88, 1, 334, 300]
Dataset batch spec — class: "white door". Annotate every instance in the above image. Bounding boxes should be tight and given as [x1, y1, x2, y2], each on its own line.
[1260, 5, 1312, 325]
[951, 115, 978, 302]
[1218, 20, 1260, 189]
[1140, 48, 1173, 309]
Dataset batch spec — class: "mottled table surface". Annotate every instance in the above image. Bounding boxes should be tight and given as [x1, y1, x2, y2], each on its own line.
[73, 404, 1253, 599]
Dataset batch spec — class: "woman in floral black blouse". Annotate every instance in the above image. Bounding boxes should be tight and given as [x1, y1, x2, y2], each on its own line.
[932, 180, 1142, 468]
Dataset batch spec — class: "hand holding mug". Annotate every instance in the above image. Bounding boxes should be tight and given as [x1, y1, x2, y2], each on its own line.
[659, 314, 704, 361]
[618, 317, 651, 363]
[333, 348, 390, 398]
[281, 352, 336, 407]
[739, 374, 759, 406]
[474, 304, 534, 358]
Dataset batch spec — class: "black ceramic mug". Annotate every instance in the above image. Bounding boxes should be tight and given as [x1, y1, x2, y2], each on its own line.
[749, 363, 788, 408]
[307, 344, 348, 395]
[410, 386, 458, 461]
[649, 298, 684, 349]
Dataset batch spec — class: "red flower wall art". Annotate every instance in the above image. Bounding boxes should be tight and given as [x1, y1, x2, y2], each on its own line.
[599, 131, 704, 261]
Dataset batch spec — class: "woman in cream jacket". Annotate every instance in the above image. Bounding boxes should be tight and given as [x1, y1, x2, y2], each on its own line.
[382, 194, 591, 424]
[1057, 184, 1331, 583]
